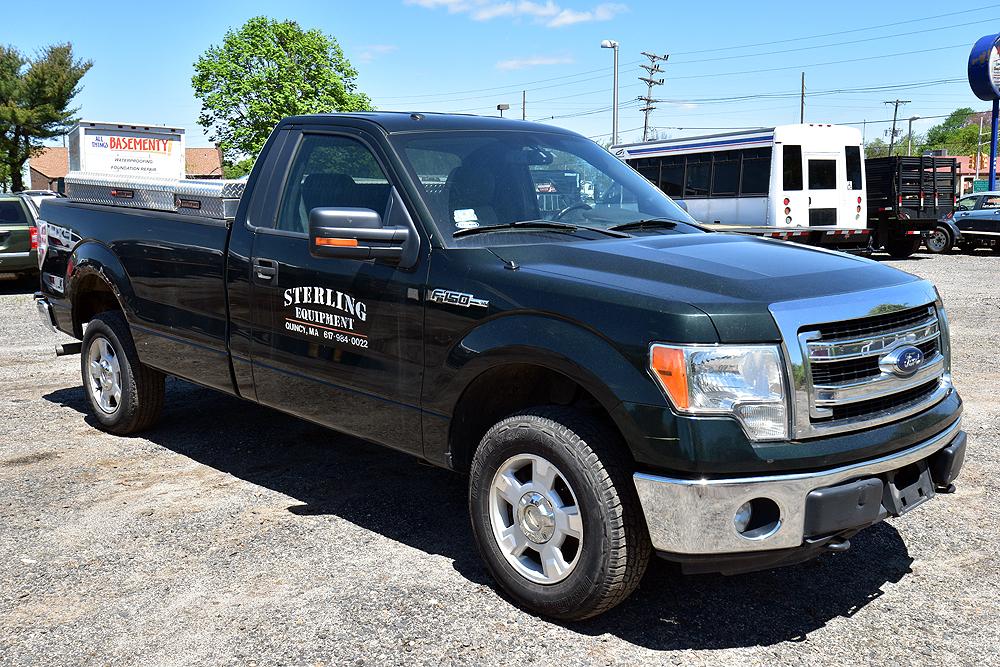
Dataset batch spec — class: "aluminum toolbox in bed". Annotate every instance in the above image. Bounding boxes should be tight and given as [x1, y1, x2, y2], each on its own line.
[64, 171, 246, 221]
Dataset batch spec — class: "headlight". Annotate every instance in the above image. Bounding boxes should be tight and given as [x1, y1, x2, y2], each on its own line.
[649, 344, 788, 441]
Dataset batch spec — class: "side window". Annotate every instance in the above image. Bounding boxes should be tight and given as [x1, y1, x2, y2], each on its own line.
[658, 156, 684, 197]
[956, 196, 977, 211]
[275, 134, 391, 234]
[783, 145, 803, 191]
[740, 148, 771, 195]
[684, 154, 711, 197]
[710, 151, 740, 197]
[980, 195, 1000, 209]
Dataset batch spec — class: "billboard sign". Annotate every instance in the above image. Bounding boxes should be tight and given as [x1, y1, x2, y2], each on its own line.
[69, 121, 186, 180]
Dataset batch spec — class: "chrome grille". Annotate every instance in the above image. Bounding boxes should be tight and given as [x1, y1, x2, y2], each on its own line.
[802, 304, 946, 428]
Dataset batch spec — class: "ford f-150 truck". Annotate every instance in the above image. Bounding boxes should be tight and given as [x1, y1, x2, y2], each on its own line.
[34, 112, 966, 620]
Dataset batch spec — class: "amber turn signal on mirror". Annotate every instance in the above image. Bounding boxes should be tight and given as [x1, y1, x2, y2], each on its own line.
[314, 237, 359, 247]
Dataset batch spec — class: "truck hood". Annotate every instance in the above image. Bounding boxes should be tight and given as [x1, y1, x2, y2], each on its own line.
[490, 233, 920, 342]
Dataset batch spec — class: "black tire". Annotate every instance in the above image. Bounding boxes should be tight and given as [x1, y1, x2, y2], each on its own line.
[469, 406, 651, 620]
[924, 225, 953, 254]
[885, 236, 922, 259]
[80, 311, 164, 434]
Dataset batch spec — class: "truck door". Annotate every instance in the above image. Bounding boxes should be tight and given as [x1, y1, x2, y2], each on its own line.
[248, 129, 427, 456]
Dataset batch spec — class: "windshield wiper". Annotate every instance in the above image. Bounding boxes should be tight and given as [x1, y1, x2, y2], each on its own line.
[608, 218, 682, 232]
[453, 220, 630, 239]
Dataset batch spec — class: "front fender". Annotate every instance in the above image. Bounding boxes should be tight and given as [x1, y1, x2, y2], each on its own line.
[421, 313, 674, 468]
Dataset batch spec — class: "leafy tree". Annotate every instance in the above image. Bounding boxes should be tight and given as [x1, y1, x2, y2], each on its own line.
[192, 17, 372, 170]
[921, 107, 981, 155]
[0, 44, 91, 192]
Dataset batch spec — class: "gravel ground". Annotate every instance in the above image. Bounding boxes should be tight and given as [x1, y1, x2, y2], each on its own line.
[1, 250, 998, 666]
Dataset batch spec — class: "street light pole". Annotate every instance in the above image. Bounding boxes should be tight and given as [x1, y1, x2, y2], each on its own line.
[601, 39, 619, 145]
[907, 116, 920, 156]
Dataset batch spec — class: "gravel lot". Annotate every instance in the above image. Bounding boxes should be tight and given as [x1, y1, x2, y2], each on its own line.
[1, 250, 998, 666]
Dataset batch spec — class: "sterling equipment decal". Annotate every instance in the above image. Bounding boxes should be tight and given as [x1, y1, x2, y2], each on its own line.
[282, 286, 369, 349]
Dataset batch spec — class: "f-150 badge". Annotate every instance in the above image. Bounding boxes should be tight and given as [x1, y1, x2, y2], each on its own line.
[427, 289, 489, 309]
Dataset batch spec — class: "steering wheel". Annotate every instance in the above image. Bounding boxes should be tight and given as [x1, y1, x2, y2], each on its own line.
[553, 202, 592, 221]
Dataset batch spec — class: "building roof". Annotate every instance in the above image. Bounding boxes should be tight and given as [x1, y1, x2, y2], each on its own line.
[185, 148, 222, 178]
[29, 147, 69, 178]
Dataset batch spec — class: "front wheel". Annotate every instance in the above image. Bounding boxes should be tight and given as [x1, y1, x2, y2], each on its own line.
[924, 225, 953, 254]
[81, 311, 164, 434]
[886, 236, 922, 259]
[468, 407, 651, 620]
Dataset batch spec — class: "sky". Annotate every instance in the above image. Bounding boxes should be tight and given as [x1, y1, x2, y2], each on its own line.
[1, 0, 996, 149]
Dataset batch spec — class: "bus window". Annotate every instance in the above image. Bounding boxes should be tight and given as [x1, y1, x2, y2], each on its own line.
[808, 159, 836, 190]
[634, 158, 659, 185]
[845, 146, 863, 191]
[685, 154, 710, 197]
[711, 151, 739, 196]
[740, 148, 771, 195]
[659, 156, 684, 197]
[783, 145, 803, 191]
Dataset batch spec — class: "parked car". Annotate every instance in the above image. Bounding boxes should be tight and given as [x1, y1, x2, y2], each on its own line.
[19, 189, 61, 210]
[942, 191, 1000, 253]
[35, 113, 966, 620]
[0, 193, 39, 278]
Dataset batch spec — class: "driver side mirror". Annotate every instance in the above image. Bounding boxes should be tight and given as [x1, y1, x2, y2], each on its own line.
[308, 207, 410, 263]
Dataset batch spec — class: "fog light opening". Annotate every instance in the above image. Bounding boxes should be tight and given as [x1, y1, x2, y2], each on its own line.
[734, 497, 781, 539]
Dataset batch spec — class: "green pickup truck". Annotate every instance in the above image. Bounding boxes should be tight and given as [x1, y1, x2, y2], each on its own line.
[0, 193, 39, 278]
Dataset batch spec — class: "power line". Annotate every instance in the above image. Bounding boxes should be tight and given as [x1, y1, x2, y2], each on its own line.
[668, 4, 996, 56]
[375, 5, 992, 103]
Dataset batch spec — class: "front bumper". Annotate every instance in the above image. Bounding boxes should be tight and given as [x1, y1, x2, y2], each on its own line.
[633, 417, 965, 556]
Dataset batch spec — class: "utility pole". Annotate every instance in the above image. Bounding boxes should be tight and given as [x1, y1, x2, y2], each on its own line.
[800, 72, 805, 124]
[907, 116, 920, 156]
[600, 40, 620, 145]
[976, 114, 984, 180]
[522, 90, 526, 121]
[884, 99, 910, 155]
[638, 51, 668, 141]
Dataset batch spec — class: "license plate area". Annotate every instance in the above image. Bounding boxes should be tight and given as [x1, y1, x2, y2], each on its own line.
[882, 460, 935, 516]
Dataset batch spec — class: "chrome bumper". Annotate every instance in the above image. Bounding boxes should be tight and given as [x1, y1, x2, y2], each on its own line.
[633, 417, 963, 555]
[35, 294, 56, 333]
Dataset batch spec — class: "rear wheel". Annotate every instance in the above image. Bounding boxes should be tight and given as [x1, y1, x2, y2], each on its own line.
[468, 407, 650, 620]
[886, 236, 922, 259]
[81, 311, 164, 434]
[924, 225, 952, 254]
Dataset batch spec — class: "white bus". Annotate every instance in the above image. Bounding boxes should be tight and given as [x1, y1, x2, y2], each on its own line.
[612, 124, 867, 230]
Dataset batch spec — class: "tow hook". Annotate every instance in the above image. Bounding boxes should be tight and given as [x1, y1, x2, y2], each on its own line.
[825, 537, 851, 553]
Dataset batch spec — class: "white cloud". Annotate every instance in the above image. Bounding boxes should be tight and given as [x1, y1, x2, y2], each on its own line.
[406, 0, 625, 28]
[496, 55, 575, 70]
[547, 2, 626, 27]
[358, 44, 399, 63]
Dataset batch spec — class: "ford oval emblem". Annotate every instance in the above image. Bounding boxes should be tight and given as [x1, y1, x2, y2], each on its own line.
[879, 345, 925, 378]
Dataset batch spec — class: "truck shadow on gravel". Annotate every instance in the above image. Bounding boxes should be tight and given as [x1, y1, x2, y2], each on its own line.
[43, 378, 914, 651]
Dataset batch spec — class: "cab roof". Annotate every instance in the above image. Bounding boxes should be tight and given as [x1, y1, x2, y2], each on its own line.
[279, 111, 581, 136]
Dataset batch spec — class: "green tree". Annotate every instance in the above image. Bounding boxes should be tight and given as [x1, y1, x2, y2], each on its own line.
[921, 107, 981, 155]
[0, 44, 91, 192]
[192, 17, 372, 171]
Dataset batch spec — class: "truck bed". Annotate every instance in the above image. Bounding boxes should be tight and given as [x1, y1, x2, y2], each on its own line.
[39, 197, 236, 393]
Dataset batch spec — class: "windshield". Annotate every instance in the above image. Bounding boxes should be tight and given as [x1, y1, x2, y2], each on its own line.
[390, 130, 699, 246]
